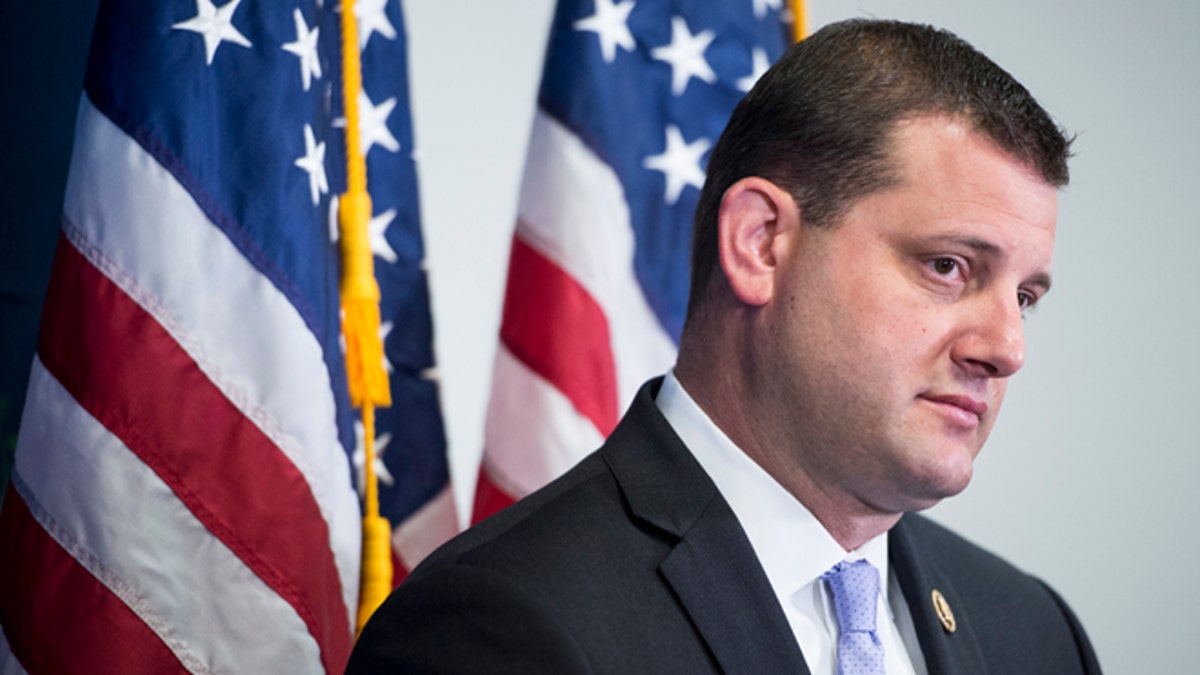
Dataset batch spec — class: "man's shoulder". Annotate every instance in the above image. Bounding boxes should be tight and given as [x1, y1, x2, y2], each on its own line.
[894, 512, 1047, 596]
[413, 449, 623, 580]
[349, 434, 727, 674]
[894, 513, 1101, 673]
[900, 512, 1056, 576]
[895, 512, 1023, 573]
[413, 377, 700, 586]
[347, 452, 625, 674]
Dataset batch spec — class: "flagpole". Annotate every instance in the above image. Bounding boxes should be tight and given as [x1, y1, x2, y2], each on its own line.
[791, 0, 807, 42]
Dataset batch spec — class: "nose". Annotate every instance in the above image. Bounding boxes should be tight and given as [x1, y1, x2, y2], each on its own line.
[952, 292, 1026, 379]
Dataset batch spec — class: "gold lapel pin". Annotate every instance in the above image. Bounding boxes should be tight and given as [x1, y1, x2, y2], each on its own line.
[931, 589, 957, 633]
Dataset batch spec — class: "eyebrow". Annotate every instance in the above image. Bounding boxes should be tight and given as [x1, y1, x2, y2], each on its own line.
[1026, 270, 1053, 294]
[927, 234, 1054, 293]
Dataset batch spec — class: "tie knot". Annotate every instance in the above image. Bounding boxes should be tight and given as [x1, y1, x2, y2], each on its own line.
[823, 560, 879, 633]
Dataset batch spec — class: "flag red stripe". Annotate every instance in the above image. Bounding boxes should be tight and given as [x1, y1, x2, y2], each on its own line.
[36, 235, 351, 672]
[0, 488, 188, 675]
[390, 549, 408, 587]
[471, 465, 519, 524]
[499, 232, 619, 436]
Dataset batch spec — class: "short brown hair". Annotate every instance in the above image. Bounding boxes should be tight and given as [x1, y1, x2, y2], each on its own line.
[687, 19, 1072, 311]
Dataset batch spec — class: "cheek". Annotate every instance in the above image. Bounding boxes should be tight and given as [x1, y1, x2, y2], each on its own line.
[989, 379, 1009, 409]
[974, 380, 1009, 446]
[860, 299, 941, 367]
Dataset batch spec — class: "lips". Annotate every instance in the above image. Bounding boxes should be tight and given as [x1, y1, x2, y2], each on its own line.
[920, 393, 988, 424]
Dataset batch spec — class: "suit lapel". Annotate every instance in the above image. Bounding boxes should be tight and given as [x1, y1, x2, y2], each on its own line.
[659, 500, 813, 675]
[890, 515, 990, 675]
[601, 380, 811, 675]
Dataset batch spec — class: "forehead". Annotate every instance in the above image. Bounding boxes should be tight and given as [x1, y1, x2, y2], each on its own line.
[829, 115, 1060, 282]
[881, 115, 1058, 236]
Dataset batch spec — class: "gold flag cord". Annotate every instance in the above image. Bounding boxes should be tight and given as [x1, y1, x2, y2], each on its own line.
[791, 0, 807, 42]
[338, 0, 394, 637]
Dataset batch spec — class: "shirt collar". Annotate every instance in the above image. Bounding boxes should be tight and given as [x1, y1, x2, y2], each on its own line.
[655, 370, 891, 596]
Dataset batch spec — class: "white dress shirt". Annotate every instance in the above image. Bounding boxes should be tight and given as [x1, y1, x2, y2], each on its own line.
[655, 372, 929, 675]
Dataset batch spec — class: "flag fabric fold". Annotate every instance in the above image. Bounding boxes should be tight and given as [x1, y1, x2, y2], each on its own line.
[0, 0, 452, 672]
[473, 0, 793, 523]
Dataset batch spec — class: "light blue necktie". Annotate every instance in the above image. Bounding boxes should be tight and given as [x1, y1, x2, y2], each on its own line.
[823, 560, 886, 675]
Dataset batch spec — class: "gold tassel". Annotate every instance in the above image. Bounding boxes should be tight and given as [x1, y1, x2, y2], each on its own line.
[339, 191, 391, 410]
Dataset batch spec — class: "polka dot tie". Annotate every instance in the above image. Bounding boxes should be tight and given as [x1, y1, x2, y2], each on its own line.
[823, 560, 886, 675]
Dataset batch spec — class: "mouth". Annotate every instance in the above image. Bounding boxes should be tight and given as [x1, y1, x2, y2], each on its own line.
[919, 393, 988, 428]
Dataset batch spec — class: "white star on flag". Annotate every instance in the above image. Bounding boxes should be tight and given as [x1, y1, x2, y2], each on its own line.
[643, 124, 710, 205]
[379, 321, 395, 374]
[369, 208, 399, 263]
[573, 0, 637, 64]
[753, 0, 783, 20]
[335, 92, 400, 156]
[352, 421, 395, 498]
[354, 0, 397, 50]
[358, 93, 400, 155]
[282, 9, 321, 91]
[327, 194, 340, 243]
[737, 47, 772, 92]
[172, 0, 252, 66]
[651, 16, 716, 96]
[337, 307, 347, 353]
[294, 124, 328, 205]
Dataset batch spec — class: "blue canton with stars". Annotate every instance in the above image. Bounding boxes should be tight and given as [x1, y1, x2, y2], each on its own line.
[83, 0, 448, 520]
[541, 0, 792, 342]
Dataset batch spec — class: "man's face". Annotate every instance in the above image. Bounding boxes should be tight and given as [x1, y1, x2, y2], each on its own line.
[756, 115, 1058, 515]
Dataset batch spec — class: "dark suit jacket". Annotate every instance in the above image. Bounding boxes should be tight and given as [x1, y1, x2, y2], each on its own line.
[348, 379, 1101, 674]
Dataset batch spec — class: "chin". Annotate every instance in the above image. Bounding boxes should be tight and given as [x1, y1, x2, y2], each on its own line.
[896, 450, 976, 511]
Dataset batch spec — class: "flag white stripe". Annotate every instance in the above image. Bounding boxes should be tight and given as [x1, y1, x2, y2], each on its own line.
[0, 629, 29, 675]
[483, 344, 606, 497]
[62, 96, 359, 620]
[391, 485, 458, 570]
[14, 360, 323, 674]
[516, 110, 677, 411]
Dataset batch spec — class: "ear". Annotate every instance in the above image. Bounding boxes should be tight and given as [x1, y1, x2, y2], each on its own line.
[717, 177, 797, 307]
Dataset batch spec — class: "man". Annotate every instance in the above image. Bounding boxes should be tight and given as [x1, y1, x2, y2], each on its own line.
[349, 19, 1100, 674]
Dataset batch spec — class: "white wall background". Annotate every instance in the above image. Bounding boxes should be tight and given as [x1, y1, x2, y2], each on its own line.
[406, 2, 1200, 672]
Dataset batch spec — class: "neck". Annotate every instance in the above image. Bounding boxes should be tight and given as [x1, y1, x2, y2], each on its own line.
[761, 461, 903, 551]
[676, 324, 902, 552]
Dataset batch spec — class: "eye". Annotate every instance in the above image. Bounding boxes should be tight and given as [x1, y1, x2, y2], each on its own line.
[1017, 289, 1038, 311]
[928, 257, 960, 276]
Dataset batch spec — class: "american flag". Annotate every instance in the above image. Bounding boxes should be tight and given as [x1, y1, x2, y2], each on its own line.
[473, 0, 794, 522]
[0, 0, 452, 672]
